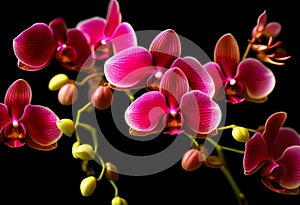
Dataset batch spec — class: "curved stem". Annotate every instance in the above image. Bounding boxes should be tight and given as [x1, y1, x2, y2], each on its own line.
[109, 180, 119, 197]
[242, 42, 252, 61]
[74, 72, 104, 86]
[74, 102, 92, 141]
[125, 90, 135, 103]
[95, 152, 106, 181]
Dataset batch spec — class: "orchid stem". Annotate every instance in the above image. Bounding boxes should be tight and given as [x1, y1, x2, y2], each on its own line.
[125, 90, 135, 103]
[109, 180, 119, 197]
[74, 102, 92, 141]
[74, 72, 104, 86]
[242, 42, 252, 60]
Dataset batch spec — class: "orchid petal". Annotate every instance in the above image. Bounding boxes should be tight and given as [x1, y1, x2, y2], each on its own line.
[159, 67, 189, 108]
[105, 0, 121, 37]
[214, 33, 240, 77]
[149, 29, 181, 68]
[110, 22, 137, 53]
[273, 128, 300, 160]
[243, 132, 271, 174]
[25, 136, 58, 151]
[76, 17, 106, 47]
[0, 104, 11, 130]
[277, 146, 300, 189]
[236, 58, 275, 101]
[252, 10, 267, 38]
[104, 46, 155, 90]
[19, 105, 62, 146]
[125, 91, 168, 133]
[4, 79, 32, 119]
[262, 177, 286, 194]
[180, 90, 221, 134]
[13, 23, 57, 71]
[171, 57, 215, 97]
[264, 22, 281, 38]
[49, 17, 67, 43]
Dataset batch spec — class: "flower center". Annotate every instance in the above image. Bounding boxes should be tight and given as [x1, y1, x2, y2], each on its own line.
[164, 109, 183, 135]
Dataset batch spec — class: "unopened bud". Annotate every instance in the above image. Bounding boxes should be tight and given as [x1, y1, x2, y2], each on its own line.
[204, 155, 224, 168]
[91, 85, 113, 110]
[232, 126, 250, 142]
[56, 118, 75, 137]
[105, 162, 119, 181]
[74, 144, 95, 160]
[80, 176, 97, 197]
[181, 148, 203, 171]
[111, 196, 128, 205]
[48, 73, 70, 91]
[58, 83, 78, 105]
[72, 141, 81, 158]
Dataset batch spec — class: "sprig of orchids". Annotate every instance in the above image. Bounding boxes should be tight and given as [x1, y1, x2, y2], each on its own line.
[0, 0, 298, 204]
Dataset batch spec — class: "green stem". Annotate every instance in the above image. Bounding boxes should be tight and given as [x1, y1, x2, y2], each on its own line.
[74, 102, 92, 141]
[109, 180, 119, 197]
[74, 72, 104, 86]
[95, 153, 106, 181]
[125, 90, 135, 103]
[242, 42, 252, 61]
[77, 122, 99, 152]
[206, 138, 248, 205]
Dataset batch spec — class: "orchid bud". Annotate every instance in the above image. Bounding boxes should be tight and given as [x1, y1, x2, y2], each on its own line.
[111, 196, 128, 205]
[232, 126, 250, 142]
[181, 148, 203, 171]
[105, 162, 119, 181]
[91, 85, 113, 110]
[204, 155, 224, 169]
[48, 73, 70, 91]
[72, 141, 81, 158]
[58, 83, 78, 105]
[56, 118, 75, 137]
[80, 176, 97, 197]
[74, 144, 95, 160]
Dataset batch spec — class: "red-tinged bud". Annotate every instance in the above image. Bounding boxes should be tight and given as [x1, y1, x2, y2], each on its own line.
[91, 85, 113, 110]
[181, 148, 203, 171]
[58, 83, 78, 105]
[105, 162, 119, 181]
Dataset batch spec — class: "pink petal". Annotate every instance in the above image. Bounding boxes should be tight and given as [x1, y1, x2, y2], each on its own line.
[252, 10, 267, 38]
[64, 29, 94, 69]
[264, 22, 281, 38]
[0, 104, 11, 130]
[277, 146, 300, 189]
[25, 136, 58, 151]
[49, 17, 67, 43]
[180, 90, 221, 134]
[214, 33, 240, 77]
[4, 79, 32, 119]
[159, 67, 189, 108]
[104, 46, 155, 90]
[149, 29, 181, 68]
[76, 17, 106, 47]
[171, 57, 215, 98]
[110, 22, 137, 53]
[235, 58, 275, 101]
[105, 0, 121, 37]
[125, 91, 168, 133]
[19, 105, 62, 146]
[243, 132, 271, 175]
[273, 128, 300, 160]
[13, 23, 57, 71]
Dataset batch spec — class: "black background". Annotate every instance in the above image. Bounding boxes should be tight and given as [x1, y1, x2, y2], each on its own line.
[1, 0, 299, 204]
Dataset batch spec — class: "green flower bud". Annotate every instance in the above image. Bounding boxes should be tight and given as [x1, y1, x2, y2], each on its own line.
[72, 141, 81, 158]
[80, 176, 97, 197]
[48, 73, 70, 91]
[204, 155, 224, 168]
[56, 118, 75, 137]
[74, 144, 95, 160]
[232, 126, 250, 142]
[111, 196, 128, 205]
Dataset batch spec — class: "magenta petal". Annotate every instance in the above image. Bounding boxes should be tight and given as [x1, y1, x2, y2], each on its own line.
[264, 22, 281, 38]
[171, 57, 215, 98]
[13, 23, 57, 71]
[49, 17, 68, 43]
[76, 17, 106, 47]
[243, 132, 271, 175]
[125, 91, 168, 133]
[276, 146, 300, 189]
[4, 79, 32, 119]
[159, 67, 189, 108]
[19, 105, 62, 146]
[149, 29, 181, 68]
[110, 22, 137, 53]
[65, 28, 93, 69]
[104, 46, 155, 89]
[105, 0, 121, 37]
[25, 136, 58, 151]
[180, 90, 221, 134]
[236, 58, 275, 100]
[0, 104, 11, 130]
[273, 128, 300, 160]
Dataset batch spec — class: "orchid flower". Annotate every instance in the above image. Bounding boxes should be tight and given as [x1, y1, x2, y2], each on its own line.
[76, 0, 137, 60]
[104, 29, 216, 97]
[204, 33, 276, 104]
[0, 79, 62, 150]
[13, 17, 93, 71]
[243, 111, 300, 195]
[125, 67, 221, 136]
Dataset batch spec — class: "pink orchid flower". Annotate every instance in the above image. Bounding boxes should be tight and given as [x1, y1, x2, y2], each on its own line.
[125, 67, 221, 136]
[204, 33, 276, 104]
[104, 29, 216, 97]
[243, 111, 300, 195]
[0, 79, 62, 150]
[13, 17, 93, 71]
[76, 0, 137, 60]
